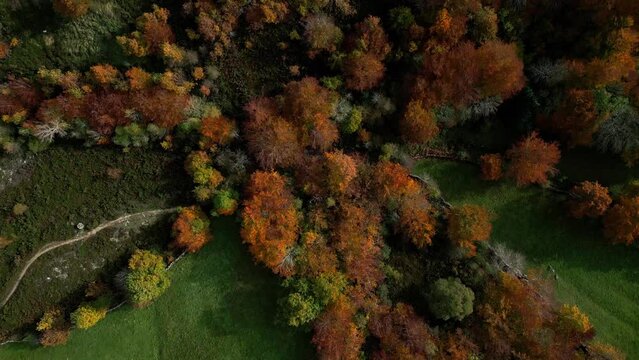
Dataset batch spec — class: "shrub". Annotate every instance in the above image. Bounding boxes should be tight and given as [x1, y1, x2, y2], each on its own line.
[427, 277, 475, 321]
[40, 329, 71, 347]
[71, 304, 107, 329]
[36, 309, 63, 332]
[125, 250, 171, 307]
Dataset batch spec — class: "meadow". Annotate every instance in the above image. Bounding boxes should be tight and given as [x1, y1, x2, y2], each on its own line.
[0, 218, 313, 359]
[415, 159, 639, 358]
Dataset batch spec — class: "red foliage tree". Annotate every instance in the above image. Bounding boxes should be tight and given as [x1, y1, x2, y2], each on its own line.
[343, 16, 391, 91]
[241, 171, 300, 276]
[140, 6, 175, 54]
[312, 296, 364, 360]
[603, 195, 639, 245]
[324, 151, 358, 194]
[372, 161, 421, 205]
[244, 114, 302, 169]
[283, 77, 337, 130]
[343, 53, 387, 91]
[568, 181, 612, 219]
[369, 303, 438, 359]
[506, 132, 561, 186]
[480, 153, 503, 181]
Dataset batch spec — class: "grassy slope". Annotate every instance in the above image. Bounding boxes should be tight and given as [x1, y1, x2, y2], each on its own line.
[0, 218, 313, 359]
[415, 159, 639, 358]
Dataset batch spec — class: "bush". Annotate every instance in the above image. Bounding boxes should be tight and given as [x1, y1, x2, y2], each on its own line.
[70, 304, 107, 329]
[125, 250, 171, 307]
[427, 277, 475, 321]
[40, 328, 71, 347]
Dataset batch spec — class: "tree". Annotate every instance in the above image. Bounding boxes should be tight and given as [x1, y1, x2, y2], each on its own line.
[172, 206, 212, 253]
[185, 151, 224, 202]
[397, 195, 437, 249]
[567, 181, 612, 219]
[372, 161, 421, 206]
[427, 277, 475, 321]
[53, 0, 89, 18]
[540, 89, 603, 147]
[131, 87, 190, 129]
[40, 329, 71, 347]
[506, 132, 561, 186]
[334, 202, 384, 293]
[305, 14, 343, 54]
[199, 115, 237, 150]
[241, 171, 300, 276]
[312, 296, 364, 360]
[400, 100, 439, 144]
[448, 204, 492, 256]
[283, 77, 337, 130]
[245, 0, 289, 30]
[125, 250, 171, 307]
[89, 64, 119, 87]
[480, 153, 503, 181]
[603, 195, 639, 245]
[343, 53, 386, 91]
[369, 303, 438, 359]
[244, 114, 302, 169]
[324, 151, 358, 194]
[126, 67, 151, 90]
[71, 304, 107, 329]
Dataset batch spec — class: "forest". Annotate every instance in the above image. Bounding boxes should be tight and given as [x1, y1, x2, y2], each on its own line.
[0, 0, 638, 359]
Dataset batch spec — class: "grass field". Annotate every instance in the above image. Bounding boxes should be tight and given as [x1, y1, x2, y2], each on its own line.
[0, 218, 313, 359]
[415, 159, 639, 359]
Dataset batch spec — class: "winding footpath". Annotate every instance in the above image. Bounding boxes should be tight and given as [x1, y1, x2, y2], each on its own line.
[0, 207, 179, 309]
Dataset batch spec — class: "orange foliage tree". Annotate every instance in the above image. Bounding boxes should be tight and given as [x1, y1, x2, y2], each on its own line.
[131, 87, 190, 129]
[172, 206, 212, 253]
[540, 89, 602, 147]
[506, 132, 561, 186]
[343, 16, 391, 91]
[334, 202, 384, 294]
[398, 195, 437, 249]
[567, 181, 612, 219]
[400, 100, 440, 143]
[369, 303, 438, 359]
[125, 67, 152, 90]
[199, 115, 237, 150]
[241, 171, 300, 276]
[312, 296, 364, 360]
[603, 195, 639, 245]
[448, 204, 492, 256]
[89, 64, 119, 87]
[480, 153, 503, 181]
[372, 161, 421, 206]
[245, 0, 288, 30]
[244, 114, 302, 169]
[324, 151, 358, 194]
[53, 0, 89, 18]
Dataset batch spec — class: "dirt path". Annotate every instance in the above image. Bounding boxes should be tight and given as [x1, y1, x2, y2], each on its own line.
[0, 207, 179, 309]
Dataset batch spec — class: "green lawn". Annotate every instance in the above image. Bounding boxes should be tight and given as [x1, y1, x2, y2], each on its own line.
[0, 217, 313, 359]
[415, 159, 639, 359]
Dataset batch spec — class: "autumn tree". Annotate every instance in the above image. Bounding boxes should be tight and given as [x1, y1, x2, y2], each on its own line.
[241, 171, 300, 276]
[283, 77, 338, 144]
[480, 153, 503, 181]
[400, 100, 440, 144]
[369, 303, 438, 359]
[117, 6, 174, 57]
[305, 14, 343, 55]
[199, 115, 237, 150]
[448, 204, 492, 256]
[398, 195, 437, 249]
[343, 16, 391, 91]
[131, 87, 190, 129]
[506, 132, 561, 186]
[172, 206, 212, 253]
[312, 296, 364, 360]
[567, 181, 612, 219]
[334, 202, 384, 293]
[324, 151, 358, 194]
[245, 0, 289, 30]
[540, 89, 603, 147]
[244, 96, 305, 169]
[89, 64, 119, 87]
[603, 195, 639, 245]
[125, 250, 171, 307]
[372, 161, 421, 206]
[53, 0, 89, 18]
[125, 67, 152, 90]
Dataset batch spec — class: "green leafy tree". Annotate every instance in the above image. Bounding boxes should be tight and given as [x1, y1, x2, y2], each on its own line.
[427, 277, 475, 321]
[125, 250, 171, 307]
